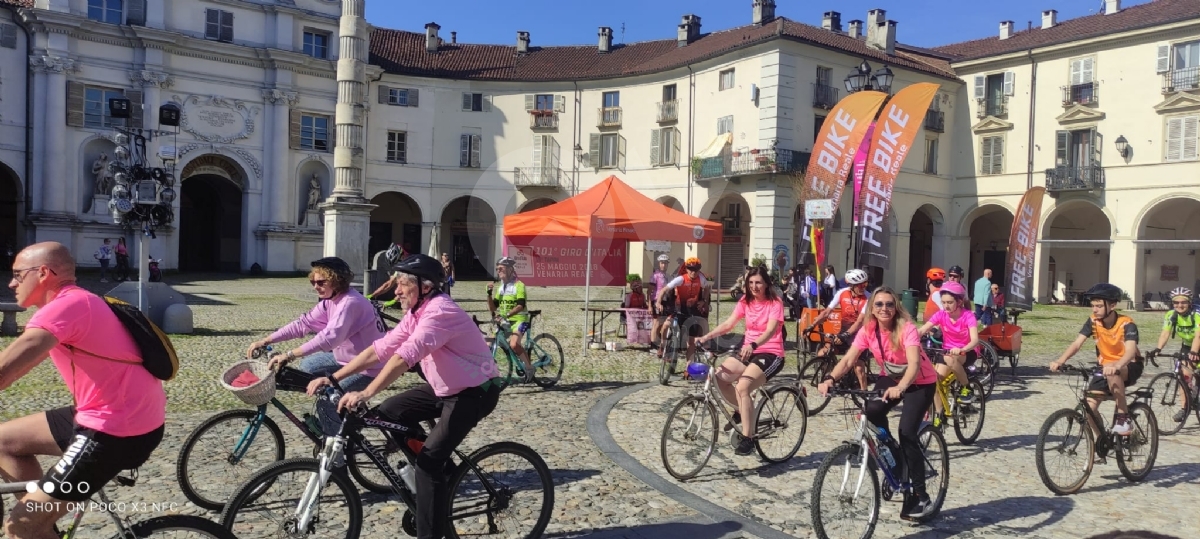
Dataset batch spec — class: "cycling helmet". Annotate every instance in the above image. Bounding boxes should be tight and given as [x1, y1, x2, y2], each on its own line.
[311, 257, 353, 285]
[939, 281, 968, 299]
[496, 256, 517, 268]
[1170, 287, 1193, 301]
[392, 253, 445, 284]
[384, 244, 402, 267]
[657, 253, 670, 262]
[1082, 283, 1123, 303]
[926, 268, 946, 281]
[845, 268, 868, 285]
[947, 265, 965, 277]
[684, 257, 702, 270]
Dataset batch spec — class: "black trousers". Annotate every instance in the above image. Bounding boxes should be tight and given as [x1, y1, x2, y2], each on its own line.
[865, 377, 936, 495]
[377, 382, 501, 539]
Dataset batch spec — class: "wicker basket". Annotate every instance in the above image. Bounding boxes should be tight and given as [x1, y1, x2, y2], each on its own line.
[221, 360, 277, 406]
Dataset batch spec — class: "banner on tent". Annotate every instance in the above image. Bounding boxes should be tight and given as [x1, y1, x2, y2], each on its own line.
[858, 82, 940, 268]
[505, 236, 627, 286]
[1005, 187, 1046, 312]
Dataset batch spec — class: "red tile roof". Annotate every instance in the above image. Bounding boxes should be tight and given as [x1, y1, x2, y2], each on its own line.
[935, 0, 1200, 61]
[0, 0, 33, 8]
[369, 17, 959, 82]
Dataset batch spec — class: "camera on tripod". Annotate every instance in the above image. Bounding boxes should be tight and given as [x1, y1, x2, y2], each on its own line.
[104, 99, 180, 230]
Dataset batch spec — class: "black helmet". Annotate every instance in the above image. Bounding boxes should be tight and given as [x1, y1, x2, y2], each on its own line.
[311, 257, 353, 284]
[393, 253, 445, 284]
[1083, 283, 1123, 303]
[947, 265, 965, 276]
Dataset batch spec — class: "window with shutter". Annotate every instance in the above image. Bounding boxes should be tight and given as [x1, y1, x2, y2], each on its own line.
[599, 134, 618, 168]
[524, 94, 535, 111]
[387, 131, 407, 163]
[1070, 59, 1082, 85]
[589, 133, 600, 168]
[534, 95, 553, 111]
[1003, 71, 1015, 96]
[617, 135, 626, 172]
[0, 24, 15, 49]
[388, 88, 408, 106]
[82, 86, 126, 128]
[550, 137, 561, 171]
[465, 93, 475, 111]
[303, 30, 330, 59]
[219, 11, 234, 42]
[66, 81, 85, 127]
[554, 95, 566, 113]
[649, 129, 660, 166]
[126, 89, 143, 129]
[206, 9, 233, 42]
[463, 93, 484, 112]
[88, 0, 123, 24]
[980, 136, 1003, 175]
[1158, 45, 1171, 74]
[378, 85, 390, 105]
[973, 75, 985, 101]
[482, 95, 491, 112]
[1184, 117, 1199, 161]
[460, 134, 470, 166]
[991, 137, 1003, 174]
[127, 0, 147, 26]
[1090, 129, 1102, 167]
[408, 88, 419, 107]
[531, 135, 543, 173]
[300, 114, 330, 151]
[672, 127, 680, 166]
[719, 69, 735, 91]
[1055, 131, 1069, 166]
[1166, 117, 1184, 161]
[924, 138, 937, 174]
[470, 134, 481, 167]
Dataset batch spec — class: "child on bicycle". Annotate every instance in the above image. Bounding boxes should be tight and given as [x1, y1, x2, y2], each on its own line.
[917, 280, 980, 407]
[1148, 287, 1200, 423]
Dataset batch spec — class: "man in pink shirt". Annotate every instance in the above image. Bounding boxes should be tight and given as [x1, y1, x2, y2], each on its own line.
[307, 254, 500, 539]
[0, 242, 166, 539]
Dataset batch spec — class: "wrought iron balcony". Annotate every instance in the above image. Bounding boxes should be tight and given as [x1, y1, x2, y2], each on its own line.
[598, 107, 622, 127]
[924, 110, 944, 132]
[691, 148, 808, 181]
[529, 110, 558, 129]
[657, 100, 679, 123]
[1162, 66, 1200, 93]
[1061, 82, 1099, 106]
[812, 83, 839, 110]
[514, 166, 564, 189]
[1045, 165, 1105, 192]
[976, 96, 1008, 119]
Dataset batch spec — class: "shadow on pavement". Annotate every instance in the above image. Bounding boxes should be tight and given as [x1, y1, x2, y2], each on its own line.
[546, 381, 641, 393]
[982, 389, 1043, 402]
[1151, 461, 1200, 488]
[544, 519, 746, 539]
[908, 495, 1074, 538]
[550, 468, 602, 487]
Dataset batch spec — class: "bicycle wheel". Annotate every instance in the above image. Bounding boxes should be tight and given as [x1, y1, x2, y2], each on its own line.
[754, 385, 808, 463]
[798, 357, 833, 416]
[176, 409, 286, 512]
[347, 427, 401, 494]
[1116, 402, 1159, 482]
[530, 334, 565, 388]
[120, 515, 239, 538]
[952, 380, 987, 445]
[659, 396, 718, 480]
[1146, 373, 1189, 436]
[446, 441, 555, 539]
[913, 425, 949, 523]
[810, 443, 878, 539]
[493, 341, 514, 390]
[975, 342, 999, 399]
[659, 325, 681, 385]
[1035, 408, 1095, 495]
[220, 458, 362, 539]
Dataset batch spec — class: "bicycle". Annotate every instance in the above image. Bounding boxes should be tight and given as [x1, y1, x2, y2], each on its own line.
[810, 388, 950, 539]
[921, 345, 987, 446]
[176, 348, 400, 511]
[1035, 363, 1159, 495]
[1145, 349, 1200, 435]
[921, 329, 999, 399]
[0, 470, 236, 538]
[473, 310, 565, 390]
[795, 328, 877, 416]
[658, 311, 683, 385]
[659, 343, 808, 480]
[219, 384, 555, 539]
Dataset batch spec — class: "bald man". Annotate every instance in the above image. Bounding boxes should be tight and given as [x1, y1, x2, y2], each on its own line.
[0, 242, 165, 539]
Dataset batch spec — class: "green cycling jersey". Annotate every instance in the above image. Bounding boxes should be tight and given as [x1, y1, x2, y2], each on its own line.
[1163, 310, 1199, 346]
[492, 280, 530, 323]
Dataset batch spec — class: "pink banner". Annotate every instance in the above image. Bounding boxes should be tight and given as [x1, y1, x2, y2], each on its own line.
[852, 122, 876, 226]
[504, 236, 627, 286]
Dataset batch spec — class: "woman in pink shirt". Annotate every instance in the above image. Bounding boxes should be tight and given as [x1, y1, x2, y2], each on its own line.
[307, 254, 500, 539]
[698, 266, 786, 456]
[917, 280, 980, 406]
[817, 287, 937, 521]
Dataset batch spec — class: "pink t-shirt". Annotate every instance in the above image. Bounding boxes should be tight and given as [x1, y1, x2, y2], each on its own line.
[732, 298, 785, 356]
[928, 308, 977, 350]
[373, 293, 499, 397]
[26, 286, 166, 437]
[853, 321, 938, 386]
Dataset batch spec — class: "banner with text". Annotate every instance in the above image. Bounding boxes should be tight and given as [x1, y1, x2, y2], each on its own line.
[1004, 187, 1046, 312]
[504, 236, 627, 287]
[795, 91, 888, 266]
[851, 122, 876, 227]
[857, 83, 940, 269]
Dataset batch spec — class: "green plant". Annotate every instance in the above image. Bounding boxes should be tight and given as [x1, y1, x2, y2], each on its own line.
[750, 254, 768, 268]
[626, 273, 642, 283]
[690, 157, 703, 178]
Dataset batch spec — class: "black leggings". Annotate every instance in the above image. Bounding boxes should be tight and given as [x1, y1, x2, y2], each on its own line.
[865, 377, 936, 495]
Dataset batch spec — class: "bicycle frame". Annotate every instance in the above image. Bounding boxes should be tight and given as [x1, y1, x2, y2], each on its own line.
[228, 366, 326, 463]
[1062, 366, 1153, 460]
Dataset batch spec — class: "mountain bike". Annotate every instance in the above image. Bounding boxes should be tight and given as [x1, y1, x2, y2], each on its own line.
[658, 311, 683, 384]
[1145, 349, 1200, 435]
[474, 310, 564, 390]
[810, 388, 950, 539]
[921, 346, 987, 445]
[921, 329, 999, 399]
[219, 385, 555, 539]
[1035, 363, 1159, 495]
[0, 470, 235, 538]
[659, 343, 808, 480]
[796, 328, 877, 416]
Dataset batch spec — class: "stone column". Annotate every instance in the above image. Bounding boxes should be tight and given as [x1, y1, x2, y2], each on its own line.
[31, 56, 79, 216]
[28, 66, 47, 214]
[323, 0, 375, 280]
[129, 70, 173, 131]
[262, 89, 298, 225]
[748, 178, 793, 272]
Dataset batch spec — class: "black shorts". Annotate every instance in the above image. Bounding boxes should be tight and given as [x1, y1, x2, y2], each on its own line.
[831, 330, 857, 355]
[745, 353, 785, 381]
[930, 349, 976, 366]
[1086, 362, 1145, 394]
[679, 312, 706, 337]
[43, 407, 164, 502]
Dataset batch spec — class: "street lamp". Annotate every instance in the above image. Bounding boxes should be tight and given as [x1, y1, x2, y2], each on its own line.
[843, 60, 894, 94]
[1114, 135, 1129, 158]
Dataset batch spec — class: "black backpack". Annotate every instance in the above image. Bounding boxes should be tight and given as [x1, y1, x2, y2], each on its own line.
[67, 297, 179, 381]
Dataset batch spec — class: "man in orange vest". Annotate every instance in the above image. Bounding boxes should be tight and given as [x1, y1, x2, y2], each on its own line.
[656, 257, 710, 365]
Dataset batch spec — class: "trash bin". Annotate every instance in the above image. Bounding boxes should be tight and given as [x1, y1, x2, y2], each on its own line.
[901, 289, 918, 315]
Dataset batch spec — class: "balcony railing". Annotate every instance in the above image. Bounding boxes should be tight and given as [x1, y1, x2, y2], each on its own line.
[1162, 66, 1200, 93]
[657, 100, 679, 123]
[514, 166, 564, 189]
[529, 110, 558, 129]
[976, 96, 1008, 118]
[812, 83, 839, 109]
[691, 148, 808, 181]
[924, 110, 944, 132]
[1061, 82, 1099, 106]
[598, 107, 622, 127]
[1045, 165, 1106, 192]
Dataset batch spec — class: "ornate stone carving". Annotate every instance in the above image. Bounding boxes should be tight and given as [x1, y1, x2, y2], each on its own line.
[261, 88, 300, 107]
[230, 148, 263, 180]
[92, 153, 114, 195]
[177, 143, 204, 160]
[28, 55, 79, 74]
[129, 70, 174, 88]
[172, 94, 261, 144]
[306, 173, 322, 210]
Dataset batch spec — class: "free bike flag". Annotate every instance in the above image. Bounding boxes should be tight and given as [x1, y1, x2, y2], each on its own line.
[1005, 186, 1046, 312]
[795, 91, 888, 264]
[858, 82, 940, 268]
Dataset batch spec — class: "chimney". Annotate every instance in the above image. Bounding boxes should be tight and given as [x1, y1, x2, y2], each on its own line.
[598, 26, 613, 53]
[1105, 0, 1121, 14]
[848, 19, 864, 39]
[424, 22, 440, 53]
[822, 11, 842, 33]
[1042, 10, 1057, 29]
[752, 0, 776, 26]
[677, 14, 701, 47]
[516, 31, 530, 55]
[880, 20, 896, 55]
[999, 20, 1014, 40]
[450, 31, 457, 44]
[866, 8, 885, 46]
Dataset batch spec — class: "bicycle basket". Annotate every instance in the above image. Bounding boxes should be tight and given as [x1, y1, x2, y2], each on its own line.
[221, 360, 277, 406]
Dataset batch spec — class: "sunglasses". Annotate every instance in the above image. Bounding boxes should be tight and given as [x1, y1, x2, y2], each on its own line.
[310, 279, 328, 287]
[873, 301, 896, 309]
[1174, 301, 1192, 306]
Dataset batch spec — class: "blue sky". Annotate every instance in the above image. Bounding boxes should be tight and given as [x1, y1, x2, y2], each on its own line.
[365, 0, 1140, 49]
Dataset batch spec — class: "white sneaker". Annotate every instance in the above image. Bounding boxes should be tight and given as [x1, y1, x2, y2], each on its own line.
[1112, 414, 1132, 436]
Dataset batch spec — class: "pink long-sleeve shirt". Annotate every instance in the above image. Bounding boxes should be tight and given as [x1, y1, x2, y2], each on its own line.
[269, 289, 386, 377]
[372, 293, 499, 397]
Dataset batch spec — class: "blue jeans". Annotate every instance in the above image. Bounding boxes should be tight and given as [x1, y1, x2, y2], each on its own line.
[299, 352, 375, 435]
[99, 258, 110, 280]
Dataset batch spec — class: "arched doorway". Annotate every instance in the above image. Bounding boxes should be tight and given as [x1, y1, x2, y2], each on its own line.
[441, 196, 496, 280]
[1042, 202, 1111, 303]
[368, 192, 422, 263]
[518, 198, 556, 213]
[179, 155, 245, 272]
[0, 162, 20, 270]
[908, 210, 934, 291]
[699, 194, 750, 286]
[1136, 197, 1200, 306]
[962, 205, 1014, 285]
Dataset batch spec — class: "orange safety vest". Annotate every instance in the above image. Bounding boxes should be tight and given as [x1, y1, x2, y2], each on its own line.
[1092, 315, 1136, 365]
[675, 274, 704, 307]
[924, 284, 942, 322]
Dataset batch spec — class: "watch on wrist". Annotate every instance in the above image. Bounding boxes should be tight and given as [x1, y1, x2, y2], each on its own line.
[822, 375, 834, 383]
[750, 342, 758, 351]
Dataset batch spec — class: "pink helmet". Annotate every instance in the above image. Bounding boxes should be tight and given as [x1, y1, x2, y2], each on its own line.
[939, 281, 967, 299]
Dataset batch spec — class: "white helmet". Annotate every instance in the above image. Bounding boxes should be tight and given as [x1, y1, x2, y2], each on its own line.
[845, 269, 869, 285]
[657, 253, 670, 262]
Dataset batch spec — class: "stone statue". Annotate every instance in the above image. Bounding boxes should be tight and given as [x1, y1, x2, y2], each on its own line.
[92, 153, 114, 195]
[306, 173, 322, 210]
